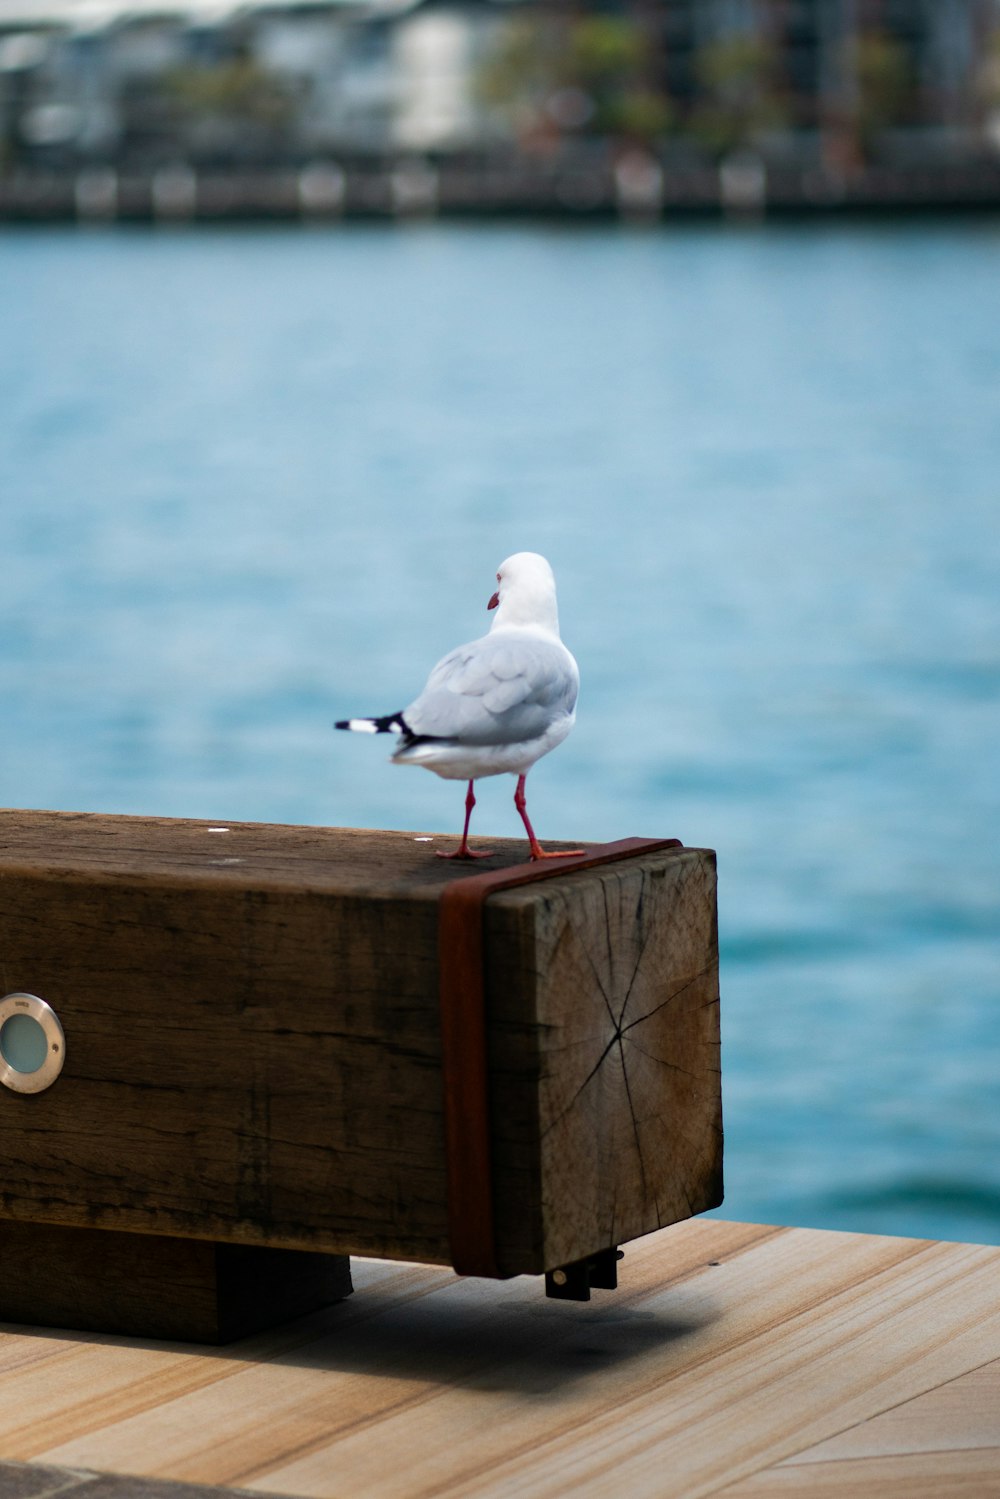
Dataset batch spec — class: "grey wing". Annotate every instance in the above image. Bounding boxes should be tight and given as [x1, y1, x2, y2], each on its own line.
[404, 633, 578, 746]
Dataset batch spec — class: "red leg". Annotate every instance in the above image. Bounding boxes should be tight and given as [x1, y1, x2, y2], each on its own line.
[436, 780, 494, 860]
[514, 774, 585, 861]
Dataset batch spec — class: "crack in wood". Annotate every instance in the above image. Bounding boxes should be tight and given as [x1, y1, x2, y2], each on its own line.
[618, 1033, 705, 1083]
[620, 963, 716, 1038]
[616, 870, 649, 1030]
[556, 889, 616, 1030]
[538, 1032, 620, 1142]
[618, 1034, 661, 1228]
[600, 878, 617, 1022]
[530, 858, 713, 1258]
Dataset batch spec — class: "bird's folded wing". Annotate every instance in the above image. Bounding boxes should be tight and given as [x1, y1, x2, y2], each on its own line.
[405, 633, 577, 746]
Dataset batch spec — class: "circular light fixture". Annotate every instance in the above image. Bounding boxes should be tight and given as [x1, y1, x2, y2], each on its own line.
[0, 993, 65, 1094]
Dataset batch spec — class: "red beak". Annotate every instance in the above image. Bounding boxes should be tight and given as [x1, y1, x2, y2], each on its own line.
[487, 591, 499, 610]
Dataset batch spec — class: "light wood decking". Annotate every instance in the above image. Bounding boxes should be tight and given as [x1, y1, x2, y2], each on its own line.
[0, 1218, 997, 1496]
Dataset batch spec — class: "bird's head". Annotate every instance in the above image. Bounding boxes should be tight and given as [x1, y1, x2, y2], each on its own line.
[488, 552, 560, 634]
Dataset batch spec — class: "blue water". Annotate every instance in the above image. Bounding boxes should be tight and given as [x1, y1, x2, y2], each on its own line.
[2, 221, 998, 1246]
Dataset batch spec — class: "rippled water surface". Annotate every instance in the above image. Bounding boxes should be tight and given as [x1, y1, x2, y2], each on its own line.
[2, 219, 998, 1244]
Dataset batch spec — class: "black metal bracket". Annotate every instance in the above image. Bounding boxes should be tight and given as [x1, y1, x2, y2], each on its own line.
[544, 1246, 623, 1301]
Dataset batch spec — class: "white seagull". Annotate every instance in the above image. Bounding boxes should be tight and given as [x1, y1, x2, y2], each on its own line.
[336, 552, 584, 861]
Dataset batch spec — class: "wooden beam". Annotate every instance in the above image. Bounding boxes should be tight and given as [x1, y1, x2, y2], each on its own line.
[0, 811, 721, 1318]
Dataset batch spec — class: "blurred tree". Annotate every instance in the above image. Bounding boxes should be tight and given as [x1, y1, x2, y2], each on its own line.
[607, 87, 673, 141]
[476, 16, 552, 118]
[570, 16, 643, 84]
[978, 26, 1000, 102]
[164, 56, 295, 129]
[971, 26, 1000, 153]
[477, 11, 671, 148]
[154, 52, 298, 161]
[690, 34, 789, 158]
[854, 30, 917, 158]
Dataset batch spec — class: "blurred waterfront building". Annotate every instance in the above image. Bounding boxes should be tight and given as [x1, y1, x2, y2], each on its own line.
[0, 0, 507, 165]
[2, 0, 1000, 196]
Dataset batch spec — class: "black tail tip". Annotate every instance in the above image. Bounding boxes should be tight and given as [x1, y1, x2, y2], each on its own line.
[334, 720, 350, 730]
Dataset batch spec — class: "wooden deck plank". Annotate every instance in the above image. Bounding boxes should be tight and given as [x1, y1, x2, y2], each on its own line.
[33, 1223, 769, 1486]
[772, 1359, 1000, 1462]
[242, 1231, 1000, 1499]
[716, 1447, 1000, 1497]
[0, 1261, 434, 1461]
[0, 1221, 995, 1499]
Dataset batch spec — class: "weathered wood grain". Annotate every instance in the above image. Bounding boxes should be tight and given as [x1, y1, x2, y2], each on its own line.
[528, 851, 721, 1267]
[0, 1220, 994, 1499]
[0, 810, 720, 1281]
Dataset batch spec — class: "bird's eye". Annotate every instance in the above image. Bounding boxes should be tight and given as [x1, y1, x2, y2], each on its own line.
[496, 573, 501, 583]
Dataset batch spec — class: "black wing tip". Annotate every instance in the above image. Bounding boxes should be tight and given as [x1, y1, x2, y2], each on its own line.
[334, 711, 407, 734]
